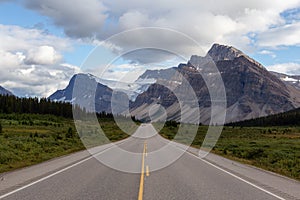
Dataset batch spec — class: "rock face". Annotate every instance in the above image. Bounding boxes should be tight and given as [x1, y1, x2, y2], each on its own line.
[130, 44, 300, 124]
[206, 44, 264, 68]
[49, 73, 124, 113]
[49, 71, 155, 112]
[0, 86, 13, 96]
[49, 44, 300, 124]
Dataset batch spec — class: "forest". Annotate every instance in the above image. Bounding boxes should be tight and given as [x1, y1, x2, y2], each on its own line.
[226, 107, 300, 127]
[0, 94, 73, 118]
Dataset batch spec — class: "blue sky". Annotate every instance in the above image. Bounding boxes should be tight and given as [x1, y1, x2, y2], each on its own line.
[0, 1, 93, 66]
[1, 0, 299, 67]
[1, 0, 300, 97]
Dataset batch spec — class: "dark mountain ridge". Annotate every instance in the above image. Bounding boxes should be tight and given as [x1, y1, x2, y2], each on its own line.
[49, 44, 300, 124]
[130, 44, 300, 123]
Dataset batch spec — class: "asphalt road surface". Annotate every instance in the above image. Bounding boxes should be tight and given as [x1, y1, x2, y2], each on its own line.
[0, 124, 299, 200]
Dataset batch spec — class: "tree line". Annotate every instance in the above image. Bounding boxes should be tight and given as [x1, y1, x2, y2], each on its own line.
[0, 94, 73, 118]
[226, 107, 300, 127]
[0, 95, 135, 121]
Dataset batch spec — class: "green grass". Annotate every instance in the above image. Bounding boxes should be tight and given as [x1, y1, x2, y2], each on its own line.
[78, 117, 138, 148]
[0, 114, 133, 173]
[156, 123, 300, 180]
[2, 113, 299, 181]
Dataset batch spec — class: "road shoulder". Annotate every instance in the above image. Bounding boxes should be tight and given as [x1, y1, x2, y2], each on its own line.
[171, 140, 300, 200]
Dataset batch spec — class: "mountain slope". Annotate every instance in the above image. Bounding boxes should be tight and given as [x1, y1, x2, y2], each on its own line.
[49, 44, 300, 124]
[0, 86, 13, 96]
[130, 44, 300, 124]
[49, 73, 119, 113]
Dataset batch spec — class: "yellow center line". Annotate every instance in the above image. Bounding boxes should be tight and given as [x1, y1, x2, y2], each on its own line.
[138, 141, 146, 200]
[146, 165, 150, 177]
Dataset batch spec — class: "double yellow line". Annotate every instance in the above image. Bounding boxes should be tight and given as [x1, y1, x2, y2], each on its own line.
[138, 141, 149, 200]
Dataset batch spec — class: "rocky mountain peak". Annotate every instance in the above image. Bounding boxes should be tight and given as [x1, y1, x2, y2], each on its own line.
[130, 43, 300, 124]
[49, 43, 300, 124]
[189, 44, 264, 69]
[207, 43, 244, 62]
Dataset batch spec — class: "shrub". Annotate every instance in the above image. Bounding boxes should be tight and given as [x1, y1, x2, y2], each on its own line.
[66, 127, 74, 138]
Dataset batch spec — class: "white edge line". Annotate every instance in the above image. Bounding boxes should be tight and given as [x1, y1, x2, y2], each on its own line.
[1, 135, 287, 200]
[174, 143, 286, 200]
[197, 157, 286, 200]
[157, 136, 286, 200]
[0, 144, 117, 199]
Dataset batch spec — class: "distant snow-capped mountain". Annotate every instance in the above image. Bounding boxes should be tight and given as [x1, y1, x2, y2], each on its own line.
[271, 71, 300, 90]
[49, 73, 115, 113]
[85, 73, 155, 101]
[48, 73, 155, 113]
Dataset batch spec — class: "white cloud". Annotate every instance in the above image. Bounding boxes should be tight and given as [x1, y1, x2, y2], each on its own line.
[0, 24, 81, 97]
[0, 24, 70, 51]
[84, 63, 146, 83]
[0, 61, 81, 97]
[258, 50, 276, 58]
[259, 50, 273, 55]
[257, 22, 300, 47]
[2, 0, 300, 97]
[267, 62, 300, 75]
[25, 45, 62, 65]
[0, 50, 24, 68]
[22, 0, 300, 63]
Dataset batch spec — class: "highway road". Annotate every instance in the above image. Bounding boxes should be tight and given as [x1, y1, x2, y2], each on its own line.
[0, 124, 299, 200]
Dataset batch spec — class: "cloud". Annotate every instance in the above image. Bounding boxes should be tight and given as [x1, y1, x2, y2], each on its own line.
[257, 22, 300, 47]
[0, 59, 81, 97]
[2, 0, 300, 97]
[0, 24, 81, 97]
[25, 45, 62, 65]
[20, 0, 300, 63]
[0, 24, 70, 51]
[101, 27, 209, 64]
[84, 63, 146, 83]
[258, 50, 276, 58]
[23, 0, 107, 38]
[267, 62, 300, 75]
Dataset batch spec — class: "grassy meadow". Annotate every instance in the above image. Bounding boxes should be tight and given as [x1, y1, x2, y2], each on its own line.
[158, 123, 300, 180]
[1, 111, 299, 181]
[0, 113, 132, 173]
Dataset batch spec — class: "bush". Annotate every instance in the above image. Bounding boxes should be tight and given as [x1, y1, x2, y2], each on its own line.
[165, 120, 179, 128]
[242, 148, 265, 159]
[66, 127, 74, 138]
